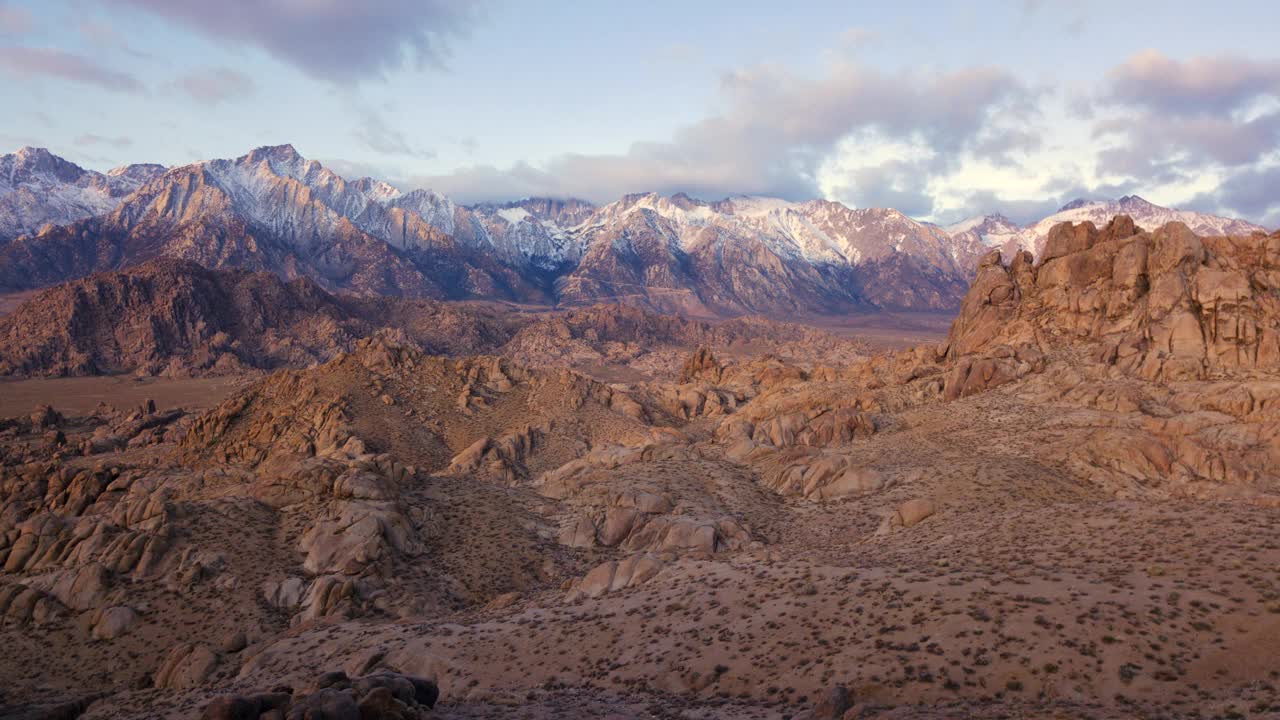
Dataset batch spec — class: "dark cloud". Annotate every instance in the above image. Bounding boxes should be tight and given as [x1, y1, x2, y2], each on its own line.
[0, 46, 142, 92]
[1106, 49, 1280, 115]
[101, 0, 481, 84]
[940, 173, 1148, 227]
[969, 125, 1043, 167]
[940, 190, 1065, 227]
[171, 67, 255, 105]
[1094, 111, 1280, 179]
[1092, 50, 1280, 202]
[827, 157, 938, 218]
[413, 60, 1033, 204]
[1186, 165, 1280, 226]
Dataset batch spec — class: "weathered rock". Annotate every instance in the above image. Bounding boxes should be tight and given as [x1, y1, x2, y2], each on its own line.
[154, 643, 220, 689]
[90, 605, 138, 640]
[813, 684, 853, 719]
[897, 498, 936, 527]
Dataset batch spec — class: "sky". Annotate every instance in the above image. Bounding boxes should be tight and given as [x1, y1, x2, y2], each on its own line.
[0, 0, 1277, 227]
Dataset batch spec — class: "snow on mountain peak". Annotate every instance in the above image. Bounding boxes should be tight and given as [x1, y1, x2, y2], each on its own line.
[0, 147, 165, 239]
[721, 196, 799, 218]
[5, 143, 1272, 298]
[496, 206, 531, 225]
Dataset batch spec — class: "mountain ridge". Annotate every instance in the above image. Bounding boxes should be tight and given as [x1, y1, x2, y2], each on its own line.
[0, 145, 1269, 316]
[950, 194, 1267, 258]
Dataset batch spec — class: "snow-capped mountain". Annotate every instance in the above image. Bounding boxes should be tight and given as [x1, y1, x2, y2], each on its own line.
[0, 145, 992, 313]
[7, 144, 564, 300]
[9, 144, 1266, 317]
[946, 214, 1029, 256]
[559, 193, 986, 312]
[950, 197, 1267, 259]
[0, 147, 165, 241]
[1023, 196, 1267, 254]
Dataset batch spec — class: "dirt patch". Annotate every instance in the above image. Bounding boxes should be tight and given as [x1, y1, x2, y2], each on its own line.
[0, 374, 250, 417]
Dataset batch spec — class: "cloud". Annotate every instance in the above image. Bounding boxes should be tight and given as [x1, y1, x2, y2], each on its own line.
[171, 67, 255, 105]
[0, 46, 142, 92]
[74, 133, 133, 148]
[0, 4, 32, 34]
[1186, 163, 1280, 225]
[319, 157, 400, 183]
[1092, 50, 1280, 193]
[943, 173, 1145, 226]
[353, 110, 435, 159]
[828, 157, 938, 218]
[1095, 112, 1280, 176]
[1106, 49, 1280, 115]
[943, 189, 1067, 226]
[78, 19, 150, 58]
[100, 0, 481, 84]
[412, 59, 1033, 204]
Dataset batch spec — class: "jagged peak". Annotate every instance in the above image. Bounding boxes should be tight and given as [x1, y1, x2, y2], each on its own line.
[106, 163, 166, 178]
[1117, 194, 1155, 208]
[244, 143, 302, 163]
[2, 146, 87, 184]
[350, 176, 402, 202]
[12, 146, 55, 159]
[618, 190, 664, 205]
[5, 146, 75, 167]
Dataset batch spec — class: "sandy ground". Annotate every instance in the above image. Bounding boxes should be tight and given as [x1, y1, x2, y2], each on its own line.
[0, 290, 38, 317]
[0, 374, 252, 417]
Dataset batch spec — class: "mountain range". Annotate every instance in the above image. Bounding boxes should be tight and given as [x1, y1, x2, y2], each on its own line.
[0, 144, 1269, 316]
[0, 146, 164, 240]
[947, 195, 1267, 258]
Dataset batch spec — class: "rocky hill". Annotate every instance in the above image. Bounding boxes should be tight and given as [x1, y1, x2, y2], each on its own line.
[0, 259, 864, 379]
[0, 259, 519, 377]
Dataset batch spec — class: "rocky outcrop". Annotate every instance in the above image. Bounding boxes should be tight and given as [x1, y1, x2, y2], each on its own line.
[0, 583, 65, 626]
[90, 605, 138, 640]
[154, 643, 220, 689]
[762, 454, 890, 501]
[446, 425, 545, 483]
[716, 396, 878, 460]
[928, 218, 1280, 500]
[200, 670, 438, 720]
[566, 553, 666, 601]
[679, 347, 724, 384]
[945, 218, 1280, 382]
[541, 439, 754, 557]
